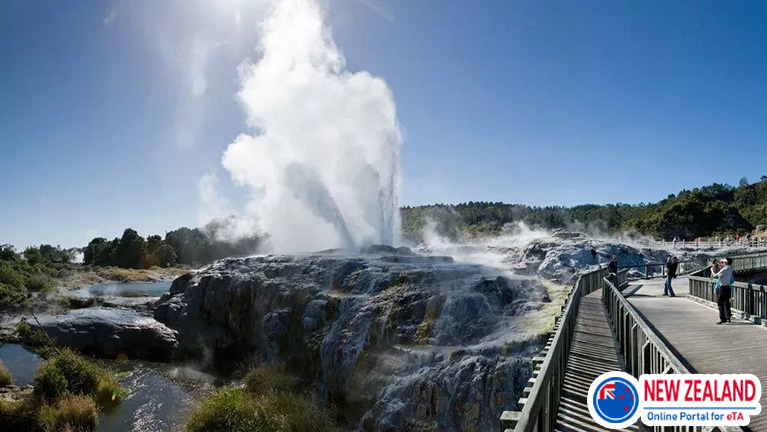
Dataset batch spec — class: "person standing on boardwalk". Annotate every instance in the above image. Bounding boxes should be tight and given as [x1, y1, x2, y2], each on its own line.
[712, 258, 733, 324]
[664, 256, 678, 297]
[607, 256, 618, 280]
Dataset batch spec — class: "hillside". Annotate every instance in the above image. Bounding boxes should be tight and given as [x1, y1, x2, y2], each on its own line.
[401, 177, 767, 242]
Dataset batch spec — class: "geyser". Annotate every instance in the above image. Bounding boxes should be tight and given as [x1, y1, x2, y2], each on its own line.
[220, 0, 401, 253]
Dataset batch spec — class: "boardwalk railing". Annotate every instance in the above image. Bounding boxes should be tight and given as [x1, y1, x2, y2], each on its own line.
[621, 255, 712, 279]
[653, 239, 767, 249]
[688, 252, 767, 322]
[500, 266, 607, 432]
[602, 277, 744, 432]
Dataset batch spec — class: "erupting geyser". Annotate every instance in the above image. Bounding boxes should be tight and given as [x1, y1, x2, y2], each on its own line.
[220, 0, 401, 253]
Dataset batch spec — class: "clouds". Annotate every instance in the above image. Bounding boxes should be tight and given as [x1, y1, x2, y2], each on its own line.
[103, 10, 117, 26]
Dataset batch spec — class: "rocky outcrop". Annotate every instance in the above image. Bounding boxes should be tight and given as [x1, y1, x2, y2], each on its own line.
[38, 308, 178, 361]
[154, 248, 550, 431]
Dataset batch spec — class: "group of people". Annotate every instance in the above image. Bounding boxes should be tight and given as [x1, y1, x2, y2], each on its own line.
[607, 252, 736, 325]
[662, 255, 735, 325]
[711, 257, 735, 325]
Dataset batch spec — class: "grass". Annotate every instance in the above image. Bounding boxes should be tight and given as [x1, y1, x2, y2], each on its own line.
[34, 349, 127, 408]
[0, 398, 40, 432]
[0, 359, 13, 386]
[39, 395, 98, 432]
[185, 387, 337, 432]
[244, 364, 294, 395]
[0, 348, 122, 432]
[186, 365, 337, 432]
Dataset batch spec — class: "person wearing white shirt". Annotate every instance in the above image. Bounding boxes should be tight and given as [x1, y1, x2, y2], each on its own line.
[712, 258, 733, 324]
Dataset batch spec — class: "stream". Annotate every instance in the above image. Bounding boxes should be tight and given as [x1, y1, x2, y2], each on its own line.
[0, 281, 217, 431]
[0, 343, 214, 432]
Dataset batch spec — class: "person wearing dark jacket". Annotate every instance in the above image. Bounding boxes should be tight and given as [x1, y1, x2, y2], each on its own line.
[664, 256, 678, 297]
[607, 256, 618, 276]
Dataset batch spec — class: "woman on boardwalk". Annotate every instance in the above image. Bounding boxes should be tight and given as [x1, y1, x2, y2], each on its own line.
[711, 258, 733, 324]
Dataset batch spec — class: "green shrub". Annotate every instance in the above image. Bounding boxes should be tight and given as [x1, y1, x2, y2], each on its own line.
[244, 364, 294, 395]
[34, 362, 69, 403]
[39, 395, 98, 432]
[26, 274, 55, 293]
[0, 398, 40, 432]
[34, 349, 127, 408]
[185, 386, 337, 432]
[17, 321, 50, 348]
[0, 359, 12, 386]
[49, 350, 102, 396]
[93, 375, 128, 408]
[0, 282, 27, 308]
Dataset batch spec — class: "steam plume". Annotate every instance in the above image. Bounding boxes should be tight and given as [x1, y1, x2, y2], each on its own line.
[220, 0, 401, 253]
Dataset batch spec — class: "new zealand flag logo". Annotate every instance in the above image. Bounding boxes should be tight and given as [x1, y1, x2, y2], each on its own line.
[592, 377, 639, 424]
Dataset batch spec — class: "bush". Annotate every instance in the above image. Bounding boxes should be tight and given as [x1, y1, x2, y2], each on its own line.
[34, 349, 127, 408]
[0, 359, 12, 386]
[26, 274, 55, 293]
[0, 398, 40, 432]
[39, 395, 98, 432]
[93, 375, 128, 408]
[48, 350, 102, 396]
[185, 386, 336, 432]
[244, 364, 294, 395]
[34, 362, 69, 403]
[17, 321, 50, 348]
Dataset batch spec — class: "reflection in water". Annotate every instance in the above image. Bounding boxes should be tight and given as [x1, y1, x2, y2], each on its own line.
[74, 281, 172, 299]
[99, 361, 214, 432]
[0, 343, 42, 386]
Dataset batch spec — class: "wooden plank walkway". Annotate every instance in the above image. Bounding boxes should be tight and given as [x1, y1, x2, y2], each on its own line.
[556, 290, 639, 432]
[627, 277, 767, 432]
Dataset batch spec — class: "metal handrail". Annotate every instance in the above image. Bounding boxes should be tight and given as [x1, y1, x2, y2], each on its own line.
[602, 277, 744, 432]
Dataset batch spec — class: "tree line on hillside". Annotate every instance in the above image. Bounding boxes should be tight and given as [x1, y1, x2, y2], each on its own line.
[401, 177, 767, 242]
[83, 224, 261, 269]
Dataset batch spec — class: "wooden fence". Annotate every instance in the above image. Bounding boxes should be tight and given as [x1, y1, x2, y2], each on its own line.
[688, 252, 767, 322]
[499, 266, 608, 432]
[602, 277, 743, 432]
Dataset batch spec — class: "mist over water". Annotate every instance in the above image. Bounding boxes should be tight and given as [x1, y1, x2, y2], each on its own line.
[217, 0, 401, 253]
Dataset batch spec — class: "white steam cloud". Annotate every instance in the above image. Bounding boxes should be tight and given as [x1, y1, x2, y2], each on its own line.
[217, 0, 401, 253]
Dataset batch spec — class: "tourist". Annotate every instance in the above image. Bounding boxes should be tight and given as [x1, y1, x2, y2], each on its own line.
[664, 256, 678, 297]
[607, 256, 618, 280]
[712, 258, 733, 324]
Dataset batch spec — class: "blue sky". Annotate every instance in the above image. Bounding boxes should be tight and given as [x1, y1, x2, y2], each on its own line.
[2, 0, 767, 248]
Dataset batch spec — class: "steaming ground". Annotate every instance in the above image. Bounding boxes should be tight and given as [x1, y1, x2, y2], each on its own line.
[202, 0, 402, 254]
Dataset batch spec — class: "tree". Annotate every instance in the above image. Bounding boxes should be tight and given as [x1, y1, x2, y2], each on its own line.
[740, 177, 750, 187]
[113, 229, 146, 269]
[23, 247, 44, 265]
[761, 175, 767, 182]
[0, 245, 17, 261]
[144, 235, 177, 268]
[84, 238, 112, 266]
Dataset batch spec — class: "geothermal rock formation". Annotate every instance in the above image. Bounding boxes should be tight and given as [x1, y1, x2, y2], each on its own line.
[154, 247, 550, 431]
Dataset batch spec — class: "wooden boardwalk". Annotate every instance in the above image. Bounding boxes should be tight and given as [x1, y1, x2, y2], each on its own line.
[556, 290, 639, 432]
[627, 278, 767, 432]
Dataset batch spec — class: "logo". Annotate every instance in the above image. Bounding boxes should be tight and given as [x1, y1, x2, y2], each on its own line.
[587, 372, 762, 429]
[588, 372, 641, 429]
